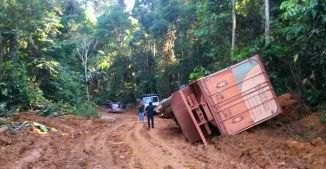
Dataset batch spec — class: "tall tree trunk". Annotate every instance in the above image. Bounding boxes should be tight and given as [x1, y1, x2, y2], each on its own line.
[77, 37, 91, 102]
[264, 0, 270, 45]
[231, 0, 237, 56]
[84, 60, 90, 102]
[153, 41, 156, 58]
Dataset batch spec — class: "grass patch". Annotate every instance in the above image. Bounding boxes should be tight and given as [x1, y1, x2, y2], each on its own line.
[74, 102, 98, 118]
[320, 113, 326, 124]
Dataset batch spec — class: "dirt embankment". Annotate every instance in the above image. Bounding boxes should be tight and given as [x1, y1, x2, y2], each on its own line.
[0, 94, 326, 169]
[206, 93, 326, 169]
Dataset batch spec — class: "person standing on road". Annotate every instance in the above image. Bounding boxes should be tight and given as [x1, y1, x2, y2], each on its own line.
[138, 101, 145, 123]
[145, 102, 155, 129]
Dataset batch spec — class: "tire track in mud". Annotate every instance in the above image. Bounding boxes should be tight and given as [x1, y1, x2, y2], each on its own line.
[149, 120, 250, 169]
[19, 118, 136, 169]
[147, 121, 216, 169]
[66, 119, 136, 169]
[123, 122, 193, 169]
[94, 117, 214, 169]
[82, 131, 115, 168]
[148, 130, 213, 169]
[124, 123, 163, 169]
[102, 119, 137, 169]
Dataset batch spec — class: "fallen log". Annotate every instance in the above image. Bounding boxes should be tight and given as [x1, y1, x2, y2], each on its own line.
[155, 97, 174, 118]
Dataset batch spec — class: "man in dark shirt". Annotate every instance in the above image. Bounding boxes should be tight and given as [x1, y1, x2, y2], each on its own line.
[145, 102, 155, 128]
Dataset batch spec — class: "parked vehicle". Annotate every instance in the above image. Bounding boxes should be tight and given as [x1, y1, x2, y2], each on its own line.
[105, 101, 126, 113]
[170, 55, 282, 145]
[141, 94, 160, 112]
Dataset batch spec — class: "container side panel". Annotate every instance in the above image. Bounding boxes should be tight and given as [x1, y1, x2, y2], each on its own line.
[236, 61, 277, 122]
[223, 111, 254, 134]
[199, 56, 282, 135]
[204, 71, 236, 96]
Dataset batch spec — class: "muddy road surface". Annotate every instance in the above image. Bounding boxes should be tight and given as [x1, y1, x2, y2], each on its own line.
[1, 105, 326, 169]
[0, 110, 234, 169]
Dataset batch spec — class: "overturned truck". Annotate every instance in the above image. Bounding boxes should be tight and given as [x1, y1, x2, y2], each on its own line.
[170, 55, 282, 145]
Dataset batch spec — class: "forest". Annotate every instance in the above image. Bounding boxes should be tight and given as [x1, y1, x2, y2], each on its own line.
[0, 0, 325, 118]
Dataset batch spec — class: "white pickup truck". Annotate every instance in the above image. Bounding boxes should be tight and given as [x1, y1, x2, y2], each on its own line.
[141, 94, 160, 112]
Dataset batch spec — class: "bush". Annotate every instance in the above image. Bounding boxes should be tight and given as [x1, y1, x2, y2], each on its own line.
[74, 102, 98, 118]
[317, 104, 326, 124]
[37, 101, 76, 117]
[188, 66, 210, 83]
[320, 113, 326, 124]
[0, 61, 46, 114]
[39, 102, 98, 118]
[37, 101, 99, 119]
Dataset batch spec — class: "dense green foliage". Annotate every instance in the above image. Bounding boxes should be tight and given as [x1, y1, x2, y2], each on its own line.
[1, 0, 325, 116]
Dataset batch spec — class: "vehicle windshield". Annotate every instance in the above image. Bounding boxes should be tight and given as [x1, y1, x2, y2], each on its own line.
[142, 97, 152, 105]
[142, 96, 159, 104]
[152, 96, 159, 102]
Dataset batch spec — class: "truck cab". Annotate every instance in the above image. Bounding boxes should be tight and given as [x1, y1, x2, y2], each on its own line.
[141, 94, 160, 111]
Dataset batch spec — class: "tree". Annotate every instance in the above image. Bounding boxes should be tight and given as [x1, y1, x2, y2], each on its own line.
[1, 0, 326, 117]
[264, 0, 270, 45]
[231, 0, 237, 56]
[75, 35, 97, 102]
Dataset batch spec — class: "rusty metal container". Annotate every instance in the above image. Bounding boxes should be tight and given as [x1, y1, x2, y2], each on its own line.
[171, 85, 212, 145]
[171, 55, 282, 145]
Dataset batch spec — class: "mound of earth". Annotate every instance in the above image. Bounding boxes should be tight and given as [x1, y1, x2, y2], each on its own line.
[203, 93, 326, 169]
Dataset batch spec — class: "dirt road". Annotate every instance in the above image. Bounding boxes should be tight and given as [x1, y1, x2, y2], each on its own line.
[0, 110, 235, 169]
[1, 105, 326, 169]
